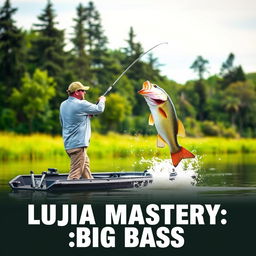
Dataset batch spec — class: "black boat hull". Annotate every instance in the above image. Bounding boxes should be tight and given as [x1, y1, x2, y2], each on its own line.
[9, 171, 153, 192]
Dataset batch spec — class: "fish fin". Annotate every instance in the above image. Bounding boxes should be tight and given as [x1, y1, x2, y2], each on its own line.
[171, 147, 195, 167]
[158, 107, 167, 118]
[143, 81, 151, 90]
[177, 119, 186, 137]
[148, 114, 154, 126]
[157, 134, 166, 148]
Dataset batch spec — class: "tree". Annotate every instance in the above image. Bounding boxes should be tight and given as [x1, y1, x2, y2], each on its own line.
[220, 53, 235, 75]
[220, 53, 246, 87]
[70, 3, 91, 82]
[189, 56, 210, 120]
[0, 108, 17, 131]
[0, 0, 25, 96]
[29, 0, 67, 104]
[121, 27, 147, 115]
[84, 2, 108, 64]
[179, 92, 197, 119]
[222, 96, 241, 127]
[225, 81, 256, 134]
[145, 53, 162, 81]
[101, 93, 132, 131]
[123, 27, 144, 80]
[10, 69, 56, 133]
[124, 27, 143, 57]
[190, 56, 209, 80]
[73, 1, 108, 88]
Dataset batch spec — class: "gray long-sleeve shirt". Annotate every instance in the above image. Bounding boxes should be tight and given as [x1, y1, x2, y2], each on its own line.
[60, 96, 105, 150]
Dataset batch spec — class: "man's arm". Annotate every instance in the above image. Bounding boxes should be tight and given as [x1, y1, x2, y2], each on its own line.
[81, 96, 106, 115]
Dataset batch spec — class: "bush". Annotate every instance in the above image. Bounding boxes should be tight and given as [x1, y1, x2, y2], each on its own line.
[121, 115, 155, 135]
[221, 127, 239, 138]
[200, 120, 239, 138]
[201, 121, 221, 136]
[0, 108, 17, 131]
[184, 117, 203, 137]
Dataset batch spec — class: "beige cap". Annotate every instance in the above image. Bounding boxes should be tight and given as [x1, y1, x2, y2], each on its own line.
[66, 81, 90, 93]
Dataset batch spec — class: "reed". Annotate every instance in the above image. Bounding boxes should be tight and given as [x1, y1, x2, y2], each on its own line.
[0, 132, 256, 161]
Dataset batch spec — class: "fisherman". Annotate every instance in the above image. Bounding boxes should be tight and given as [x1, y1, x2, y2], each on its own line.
[60, 81, 106, 180]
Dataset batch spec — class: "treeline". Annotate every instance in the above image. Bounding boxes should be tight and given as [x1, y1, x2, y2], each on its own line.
[0, 0, 255, 137]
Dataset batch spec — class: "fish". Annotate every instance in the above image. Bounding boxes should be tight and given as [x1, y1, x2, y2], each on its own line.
[138, 80, 195, 167]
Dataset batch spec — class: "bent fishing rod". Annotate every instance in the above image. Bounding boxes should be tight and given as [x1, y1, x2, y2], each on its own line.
[102, 42, 168, 97]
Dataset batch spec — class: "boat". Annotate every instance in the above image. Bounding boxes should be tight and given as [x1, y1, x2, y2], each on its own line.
[9, 168, 153, 192]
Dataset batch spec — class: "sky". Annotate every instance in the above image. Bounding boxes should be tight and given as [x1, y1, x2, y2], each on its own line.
[7, 0, 256, 83]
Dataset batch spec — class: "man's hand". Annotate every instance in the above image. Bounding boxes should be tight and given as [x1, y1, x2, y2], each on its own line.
[98, 96, 106, 102]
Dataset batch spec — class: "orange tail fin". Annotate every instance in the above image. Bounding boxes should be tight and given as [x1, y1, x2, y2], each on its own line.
[171, 147, 195, 167]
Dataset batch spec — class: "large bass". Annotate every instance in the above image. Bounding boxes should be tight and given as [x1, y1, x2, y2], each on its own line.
[138, 81, 195, 167]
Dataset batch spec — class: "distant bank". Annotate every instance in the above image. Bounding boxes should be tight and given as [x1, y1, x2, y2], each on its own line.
[0, 132, 256, 161]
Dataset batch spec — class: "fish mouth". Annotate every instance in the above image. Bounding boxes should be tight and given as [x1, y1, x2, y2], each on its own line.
[138, 90, 167, 105]
[138, 81, 167, 105]
[138, 89, 166, 105]
[138, 89, 149, 95]
[152, 99, 166, 105]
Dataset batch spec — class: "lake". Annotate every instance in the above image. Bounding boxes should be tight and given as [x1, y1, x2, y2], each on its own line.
[1, 153, 256, 200]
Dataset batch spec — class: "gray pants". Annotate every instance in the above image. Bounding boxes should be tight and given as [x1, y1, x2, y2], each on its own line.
[66, 147, 93, 180]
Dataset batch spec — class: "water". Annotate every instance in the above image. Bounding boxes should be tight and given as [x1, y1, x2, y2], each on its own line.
[1, 153, 256, 200]
[1, 154, 256, 256]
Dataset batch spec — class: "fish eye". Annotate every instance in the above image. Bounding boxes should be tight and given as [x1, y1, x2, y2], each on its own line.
[153, 85, 157, 88]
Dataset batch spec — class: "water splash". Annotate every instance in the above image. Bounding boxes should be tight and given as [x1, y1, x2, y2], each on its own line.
[140, 156, 201, 189]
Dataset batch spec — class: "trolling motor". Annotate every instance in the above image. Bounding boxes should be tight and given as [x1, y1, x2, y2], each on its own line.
[29, 168, 58, 189]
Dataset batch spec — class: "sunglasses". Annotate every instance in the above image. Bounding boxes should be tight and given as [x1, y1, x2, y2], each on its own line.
[78, 90, 86, 92]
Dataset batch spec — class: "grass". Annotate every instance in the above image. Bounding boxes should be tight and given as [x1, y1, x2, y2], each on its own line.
[0, 132, 256, 161]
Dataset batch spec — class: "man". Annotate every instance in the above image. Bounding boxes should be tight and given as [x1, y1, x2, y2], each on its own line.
[60, 81, 106, 180]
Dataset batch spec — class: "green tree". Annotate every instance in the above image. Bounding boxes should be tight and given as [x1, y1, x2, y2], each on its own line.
[179, 92, 197, 119]
[29, 0, 67, 104]
[190, 56, 209, 80]
[189, 56, 210, 120]
[225, 81, 256, 134]
[182, 79, 208, 121]
[84, 2, 107, 53]
[0, 108, 17, 131]
[144, 53, 162, 81]
[246, 72, 256, 87]
[220, 53, 235, 75]
[220, 53, 246, 87]
[84, 1, 108, 74]
[123, 27, 144, 80]
[222, 96, 240, 127]
[70, 3, 91, 82]
[195, 81, 208, 120]
[101, 93, 132, 131]
[72, 1, 108, 90]
[124, 27, 143, 57]
[121, 27, 147, 115]
[10, 69, 56, 133]
[0, 0, 25, 96]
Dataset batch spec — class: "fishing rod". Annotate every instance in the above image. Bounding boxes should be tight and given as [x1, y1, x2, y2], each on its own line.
[102, 42, 168, 97]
